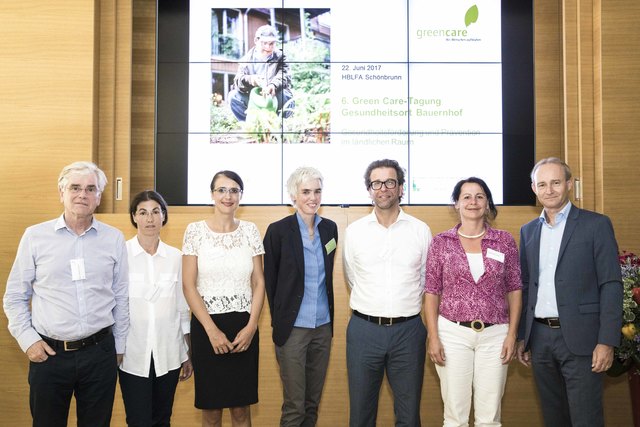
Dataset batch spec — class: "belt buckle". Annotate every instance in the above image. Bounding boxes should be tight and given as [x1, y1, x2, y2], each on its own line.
[470, 320, 485, 332]
[63, 340, 79, 351]
[548, 318, 560, 329]
[379, 317, 393, 326]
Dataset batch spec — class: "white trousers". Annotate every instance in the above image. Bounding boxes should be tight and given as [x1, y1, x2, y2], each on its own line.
[435, 315, 509, 427]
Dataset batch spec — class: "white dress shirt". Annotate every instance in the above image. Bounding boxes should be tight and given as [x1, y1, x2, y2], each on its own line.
[343, 209, 432, 317]
[120, 237, 190, 377]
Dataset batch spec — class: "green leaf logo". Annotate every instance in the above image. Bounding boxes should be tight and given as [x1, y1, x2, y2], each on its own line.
[465, 5, 479, 27]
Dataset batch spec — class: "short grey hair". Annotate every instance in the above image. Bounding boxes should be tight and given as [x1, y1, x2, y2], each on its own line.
[530, 157, 572, 183]
[58, 161, 108, 193]
[287, 166, 323, 205]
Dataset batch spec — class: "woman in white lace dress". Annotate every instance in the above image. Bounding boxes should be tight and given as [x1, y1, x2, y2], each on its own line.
[182, 170, 265, 427]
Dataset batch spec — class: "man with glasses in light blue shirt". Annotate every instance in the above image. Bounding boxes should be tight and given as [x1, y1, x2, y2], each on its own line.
[3, 161, 129, 427]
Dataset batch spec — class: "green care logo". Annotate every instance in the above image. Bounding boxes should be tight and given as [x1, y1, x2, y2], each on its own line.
[465, 5, 479, 27]
[416, 4, 479, 39]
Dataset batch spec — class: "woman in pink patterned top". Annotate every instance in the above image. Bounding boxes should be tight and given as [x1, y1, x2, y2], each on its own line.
[424, 177, 522, 427]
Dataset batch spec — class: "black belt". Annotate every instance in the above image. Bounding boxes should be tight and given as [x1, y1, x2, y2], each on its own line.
[456, 320, 494, 332]
[353, 310, 419, 326]
[535, 317, 561, 329]
[40, 326, 111, 352]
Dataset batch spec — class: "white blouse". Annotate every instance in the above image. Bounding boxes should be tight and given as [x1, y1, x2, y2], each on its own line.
[120, 237, 190, 377]
[182, 220, 265, 314]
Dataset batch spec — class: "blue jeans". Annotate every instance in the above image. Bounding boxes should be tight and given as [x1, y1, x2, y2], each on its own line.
[346, 315, 426, 427]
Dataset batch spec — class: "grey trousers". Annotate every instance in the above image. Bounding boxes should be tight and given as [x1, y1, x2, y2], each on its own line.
[275, 324, 332, 427]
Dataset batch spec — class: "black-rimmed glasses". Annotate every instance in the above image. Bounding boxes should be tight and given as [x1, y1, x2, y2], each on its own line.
[369, 179, 398, 190]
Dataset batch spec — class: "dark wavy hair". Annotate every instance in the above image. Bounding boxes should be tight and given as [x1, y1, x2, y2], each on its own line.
[129, 190, 169, 228]
[451, 177, 498, 221]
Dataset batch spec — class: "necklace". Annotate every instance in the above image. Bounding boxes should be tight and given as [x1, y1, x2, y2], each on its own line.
[457, 228, 486, 239]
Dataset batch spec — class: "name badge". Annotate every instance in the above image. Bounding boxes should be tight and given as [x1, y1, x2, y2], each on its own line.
[486, 248, 505, 263]
[325, 238, 337, 255]
[70, 258, 86, 281]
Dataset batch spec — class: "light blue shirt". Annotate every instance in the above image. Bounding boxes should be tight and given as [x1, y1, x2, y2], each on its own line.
[3, 215, 129, 353]
[294, 213, 330, 328]
[535, 202, 572, 318]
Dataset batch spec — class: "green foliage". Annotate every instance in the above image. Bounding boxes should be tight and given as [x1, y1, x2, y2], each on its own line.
[608, 252, 640, 377]
[282, 35, 331, 142]
[283, 92, 330, 143]
[219, 35, 241, 58]
[210, 102, 238, 134]
[243, 107, 281, 143]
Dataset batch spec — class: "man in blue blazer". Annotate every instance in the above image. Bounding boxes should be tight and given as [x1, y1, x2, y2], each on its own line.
[516, 157, 622, 427]
[263, 167, 338, 427]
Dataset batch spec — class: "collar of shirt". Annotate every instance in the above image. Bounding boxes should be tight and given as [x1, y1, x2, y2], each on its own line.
[538, 202, 572, 227]
[296, 211, 322, 234]
[129, 236, 168, 258]
[54, 214, 98, 235]
[364, 207, 409, 226]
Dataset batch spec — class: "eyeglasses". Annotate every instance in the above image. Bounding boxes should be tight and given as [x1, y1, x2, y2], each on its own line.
[213, 187, 243, 196]
[369, 179, 398, 190]
[67, 184, 99, 195]
[135, 209, 163, 218]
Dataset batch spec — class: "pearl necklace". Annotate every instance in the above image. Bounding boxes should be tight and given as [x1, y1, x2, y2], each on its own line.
[457, 228, 486, 239]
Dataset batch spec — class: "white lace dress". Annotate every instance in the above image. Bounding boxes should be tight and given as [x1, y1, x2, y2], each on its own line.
[182, 220, 265, 314]
[182, 219, 265, 408]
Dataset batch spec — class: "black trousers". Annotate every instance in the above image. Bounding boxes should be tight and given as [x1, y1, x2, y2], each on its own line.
[28, 333, 117, 427]
[118, 357, 181, 427]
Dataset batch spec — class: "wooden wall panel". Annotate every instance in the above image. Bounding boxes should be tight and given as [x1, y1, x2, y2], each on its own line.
[130, 0, 156, 195]
[97, 0, 132, 213]
[0, 0, 98, 424]
[601, 0, 640, 255]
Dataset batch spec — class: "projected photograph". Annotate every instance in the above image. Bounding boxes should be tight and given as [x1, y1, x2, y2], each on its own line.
[201, 8, 330, 144]
[156, 0, 534, 205]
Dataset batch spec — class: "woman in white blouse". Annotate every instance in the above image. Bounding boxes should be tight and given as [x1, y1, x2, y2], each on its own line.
[119, 190, 192, 427]
[182, 170, 265, 427]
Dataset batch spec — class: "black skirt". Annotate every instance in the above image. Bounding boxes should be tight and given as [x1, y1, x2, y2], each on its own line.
[191, 311, 259, 409]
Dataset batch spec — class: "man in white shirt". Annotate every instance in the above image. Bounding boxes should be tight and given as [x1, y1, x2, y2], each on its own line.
[343, 159, 432, 427]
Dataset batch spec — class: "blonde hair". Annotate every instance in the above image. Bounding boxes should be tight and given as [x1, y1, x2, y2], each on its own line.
[287, 167, 323, 206]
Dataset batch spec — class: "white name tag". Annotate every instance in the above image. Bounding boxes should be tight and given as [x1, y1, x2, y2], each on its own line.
[486, 248, 505, 263]
[70, 258, 86, 281]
